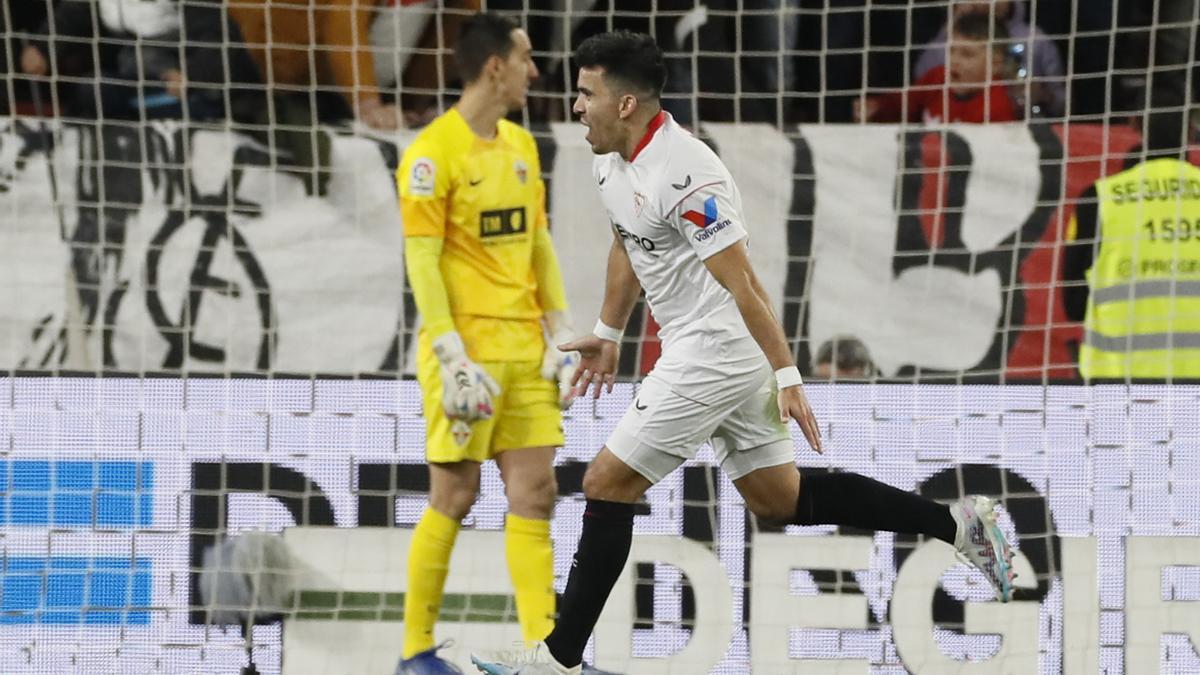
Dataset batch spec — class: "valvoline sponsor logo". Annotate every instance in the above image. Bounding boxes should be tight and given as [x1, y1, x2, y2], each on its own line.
[682, 195, 732, 242]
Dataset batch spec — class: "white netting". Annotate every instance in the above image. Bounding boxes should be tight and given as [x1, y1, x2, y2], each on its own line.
[0, 0, 1198, 673]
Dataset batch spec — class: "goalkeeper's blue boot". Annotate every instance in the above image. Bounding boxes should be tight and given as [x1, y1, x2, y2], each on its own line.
[950, 496, 1017, 602]
[397, 642, 463, 674]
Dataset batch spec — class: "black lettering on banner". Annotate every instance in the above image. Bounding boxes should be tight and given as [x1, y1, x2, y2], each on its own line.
[618, 296, 649, 377]
[535, 133, 558, 211]
[479, 207, 527, 238]
[5, 120, 110, 368]
[0, 120, 47, 196]
[13, 121, 279, 372]
[69, 124, 142, 367]
[783, 134, 817, 372]
[141, 128, 275, 370]
[891, 126, 1061, 379]
[372, 136, 414, 375]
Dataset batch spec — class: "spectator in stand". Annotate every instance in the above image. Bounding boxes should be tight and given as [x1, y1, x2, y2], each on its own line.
[855, 13, 1017, 124]
[916, 0, 1064, 118]
[20, 0, 192, 120]
[18, 0, 260, 123]
[1, 2, 55, 116]
[372, 0, 484, 128]
[228, 0, 478, 131]
[371, 0, 438, 127]
[812, 336, 876, 379]
[177, 2, 274, 125]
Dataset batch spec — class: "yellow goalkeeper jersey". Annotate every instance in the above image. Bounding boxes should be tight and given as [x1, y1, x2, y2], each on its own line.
[398, 108, 550, 361]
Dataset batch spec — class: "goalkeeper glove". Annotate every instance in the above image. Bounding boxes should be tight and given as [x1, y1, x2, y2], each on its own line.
[541, 311, 580, 409]
[433, 332, 500, 421]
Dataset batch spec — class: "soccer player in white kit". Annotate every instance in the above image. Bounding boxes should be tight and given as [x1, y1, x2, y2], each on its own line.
[473, 31, 1016, 675]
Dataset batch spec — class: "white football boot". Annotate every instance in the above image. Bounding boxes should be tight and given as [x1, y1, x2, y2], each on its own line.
[949, 496, 1017, 602]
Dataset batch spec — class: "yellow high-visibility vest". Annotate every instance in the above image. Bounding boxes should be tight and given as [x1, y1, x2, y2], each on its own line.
[1080, 158, 1200, 379]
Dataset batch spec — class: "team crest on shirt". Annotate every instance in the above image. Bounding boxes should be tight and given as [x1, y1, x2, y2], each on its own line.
[681, 193, 732, 242]
[451, 420, 472, 446]
[633, 192, 646, 217]
[514, 159, 528, 184]
[409, 157, 436, 196]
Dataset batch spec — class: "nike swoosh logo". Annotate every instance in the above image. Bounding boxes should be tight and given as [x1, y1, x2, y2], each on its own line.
[598, 176, 607, 185]
[468, 178, 483, 186]
[671, 175, 691, 190]
[634, 399, 647, 411]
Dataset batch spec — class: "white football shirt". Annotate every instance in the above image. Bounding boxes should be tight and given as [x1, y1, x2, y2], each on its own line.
[594, 112, 758, 357]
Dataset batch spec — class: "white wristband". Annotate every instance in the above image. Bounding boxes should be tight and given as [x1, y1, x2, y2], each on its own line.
[593, 319, 624, 343]
[774, 366, 803, 389]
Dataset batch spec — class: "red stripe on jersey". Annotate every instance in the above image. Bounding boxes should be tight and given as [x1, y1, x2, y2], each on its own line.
[630, 111, 667, 163]
[681, 210, 708, 228]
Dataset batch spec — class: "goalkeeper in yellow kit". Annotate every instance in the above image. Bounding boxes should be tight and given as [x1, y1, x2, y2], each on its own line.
[395, 12, 578, 675]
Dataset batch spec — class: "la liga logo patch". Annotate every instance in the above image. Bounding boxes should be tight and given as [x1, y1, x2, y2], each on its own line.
[409, 158, 436, 196]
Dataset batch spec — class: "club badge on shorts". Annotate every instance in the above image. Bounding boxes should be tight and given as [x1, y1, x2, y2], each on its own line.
[451, 420, 473, 446]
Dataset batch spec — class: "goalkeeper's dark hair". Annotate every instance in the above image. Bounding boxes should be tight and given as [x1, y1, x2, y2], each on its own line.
[575, 31, 667, 100]
[455, 12, 520, 83]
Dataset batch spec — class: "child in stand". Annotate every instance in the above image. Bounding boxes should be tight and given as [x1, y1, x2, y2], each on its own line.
[855, 13, 1018, 124]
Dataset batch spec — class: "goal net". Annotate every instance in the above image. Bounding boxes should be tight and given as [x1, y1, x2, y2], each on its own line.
[0, 0, 1198, 672]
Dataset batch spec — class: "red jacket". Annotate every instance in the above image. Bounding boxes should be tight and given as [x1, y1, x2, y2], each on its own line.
[870, 65, 1018, 124]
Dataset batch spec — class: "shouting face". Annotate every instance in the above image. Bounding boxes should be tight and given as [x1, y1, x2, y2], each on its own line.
[573, 66, 629, 156]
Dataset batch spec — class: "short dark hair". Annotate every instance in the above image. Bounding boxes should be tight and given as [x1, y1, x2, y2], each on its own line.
[455, 13, 520, 83]
[575, 31, 667, 99]
[952, 12, 1010, 46]
[813, 336, 875, 374]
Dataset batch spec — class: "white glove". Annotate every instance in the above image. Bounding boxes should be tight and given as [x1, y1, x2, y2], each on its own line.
[541, 311, 580, 409]
[433, 332, 501, 421]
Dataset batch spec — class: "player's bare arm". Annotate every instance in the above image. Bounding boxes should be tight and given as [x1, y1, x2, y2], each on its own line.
[561, 232, 642, 399]
[703, 240, 823, 452]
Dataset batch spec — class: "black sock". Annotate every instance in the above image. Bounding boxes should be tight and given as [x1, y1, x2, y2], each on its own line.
[792, 471, 958, 545]
[545, 499, 635, 668]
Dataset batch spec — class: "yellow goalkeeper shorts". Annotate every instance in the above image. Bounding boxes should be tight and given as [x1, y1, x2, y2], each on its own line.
[417, 332, 564, 464]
